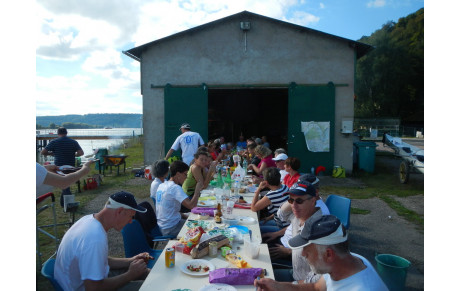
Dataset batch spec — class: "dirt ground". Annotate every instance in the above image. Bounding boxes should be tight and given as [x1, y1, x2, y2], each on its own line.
[82, 139, 424, 290]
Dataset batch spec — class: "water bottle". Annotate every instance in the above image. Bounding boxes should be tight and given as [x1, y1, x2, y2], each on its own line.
[242, 158, 248, 171]
[311, 166, 315, 174]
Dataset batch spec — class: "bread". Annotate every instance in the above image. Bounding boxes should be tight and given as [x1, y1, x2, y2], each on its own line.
[190, 235, 230, 259]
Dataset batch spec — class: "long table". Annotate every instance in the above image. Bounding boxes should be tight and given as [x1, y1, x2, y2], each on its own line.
[140, 192, 275, 291]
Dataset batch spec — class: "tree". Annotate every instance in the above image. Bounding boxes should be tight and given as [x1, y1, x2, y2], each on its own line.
[355, 8, 424, 125]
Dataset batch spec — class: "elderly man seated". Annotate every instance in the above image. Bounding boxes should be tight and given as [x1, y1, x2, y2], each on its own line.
[255, 215, 388, 290]
[54, 191, 151, 291]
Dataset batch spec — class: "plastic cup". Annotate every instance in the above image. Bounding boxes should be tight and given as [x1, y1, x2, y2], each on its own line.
[244, 237, 261, 259]
[226, 200, 235, 215]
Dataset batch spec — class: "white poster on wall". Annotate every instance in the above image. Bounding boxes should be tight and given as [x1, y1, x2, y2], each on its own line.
[301, 121, 330, 152]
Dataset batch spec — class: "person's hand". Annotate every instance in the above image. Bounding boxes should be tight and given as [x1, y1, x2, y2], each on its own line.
[260, 214, 274, 225]
[258, 181, 268, 190]
[132, 252, 150, 262]
[247, 164, 253, 170]
[254, 277, 279, 291]
[44, 164, 59, 173]
[262, 232, 279, 243]
[210, 161, 218, 171]
[269, 244, 291, 259]
[127, 259, 147, 280]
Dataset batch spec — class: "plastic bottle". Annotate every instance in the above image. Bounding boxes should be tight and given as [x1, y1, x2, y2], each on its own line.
[242, 158, 248, 171]
[311, 166, 315, 174]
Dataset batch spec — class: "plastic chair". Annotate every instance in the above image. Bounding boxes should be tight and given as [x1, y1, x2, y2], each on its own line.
[325, 194, 351, 229]
[41, 258, 64, 291]
[135, 201, 175, 248]
[121, 219, 163, 269]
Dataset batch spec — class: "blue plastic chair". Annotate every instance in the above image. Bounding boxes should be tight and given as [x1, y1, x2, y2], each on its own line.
[325, 194, 351, 229]
[41, 258, 64, 291]
[121, 219, 163, 269]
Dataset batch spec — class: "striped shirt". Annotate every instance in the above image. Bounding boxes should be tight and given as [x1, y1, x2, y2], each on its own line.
[265, 184, 289, 227]
[45, 136, 82, 166]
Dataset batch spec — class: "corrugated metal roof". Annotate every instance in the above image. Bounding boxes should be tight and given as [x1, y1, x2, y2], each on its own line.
[124, 10, 373, 61]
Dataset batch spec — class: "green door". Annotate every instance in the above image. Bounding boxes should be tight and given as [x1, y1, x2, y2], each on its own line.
[164, 84, 209, 158]
[288, 82, 335, 174]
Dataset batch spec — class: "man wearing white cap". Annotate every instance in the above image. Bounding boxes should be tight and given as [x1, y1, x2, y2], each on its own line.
[165, 123, 205, 165]
[255, 215, 388, 291]
[273, 153, 288, 181]
[55, 191, 152, 291]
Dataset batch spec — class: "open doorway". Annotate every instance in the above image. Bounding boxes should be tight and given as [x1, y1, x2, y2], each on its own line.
[208, 88, 288, 151]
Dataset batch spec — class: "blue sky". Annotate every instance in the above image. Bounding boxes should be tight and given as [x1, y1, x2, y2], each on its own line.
[34, 0, 424, 116]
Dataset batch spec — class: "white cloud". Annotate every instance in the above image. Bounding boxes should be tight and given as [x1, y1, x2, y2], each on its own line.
[367, 0, 386, 8]
[319, 3, 325, 9]
[36, 74, 142, 115]
[35, 0, 305, 116]
[285, 11, 320, 27]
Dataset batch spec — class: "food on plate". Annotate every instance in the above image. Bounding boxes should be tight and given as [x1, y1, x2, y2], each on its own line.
[186, 264, 210, 272]
[190, 235, 230, 259]
[198, 201, 207, 206]
[238, 196, 247, 204]
[239, 188, 246, 193]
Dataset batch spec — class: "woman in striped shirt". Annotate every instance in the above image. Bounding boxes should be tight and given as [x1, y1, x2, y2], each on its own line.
[250, 167, 290, 234]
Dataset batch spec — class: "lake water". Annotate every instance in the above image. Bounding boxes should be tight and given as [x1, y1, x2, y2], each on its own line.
[36, 128, 142, 163]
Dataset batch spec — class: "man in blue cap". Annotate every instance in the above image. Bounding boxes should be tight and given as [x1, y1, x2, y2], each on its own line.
[254, 215, 388, 290]
[55, 191, 151, 291]
[164, 123, 205, 165]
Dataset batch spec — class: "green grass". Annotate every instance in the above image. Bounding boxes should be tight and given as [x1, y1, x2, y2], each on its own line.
[351, 207, 371, 215]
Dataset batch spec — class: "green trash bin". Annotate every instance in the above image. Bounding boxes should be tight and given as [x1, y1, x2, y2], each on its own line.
[354, 141, 377, 173]
[95, 148, 108, 171]
[375, 254, 411, 291]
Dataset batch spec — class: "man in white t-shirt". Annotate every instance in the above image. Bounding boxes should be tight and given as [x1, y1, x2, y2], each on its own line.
[156, 161, 203, 237]
[165, 123, 205, 165]
[54, 191, 152, 291]
[255, 215, 388, 291]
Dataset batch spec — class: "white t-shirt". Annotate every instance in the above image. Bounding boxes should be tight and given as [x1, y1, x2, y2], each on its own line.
[55, 215, 109, 291]
[279, 169, 288, 182]
[171, 131, 204, 165]
[150, 177, 163, 204]
[156, 181, 189, 229]
[36, 163, 54, 197]
[323, 253, 389, 291]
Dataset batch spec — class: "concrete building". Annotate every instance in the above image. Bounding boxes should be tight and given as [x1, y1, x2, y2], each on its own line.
[124, 11, 372, 174]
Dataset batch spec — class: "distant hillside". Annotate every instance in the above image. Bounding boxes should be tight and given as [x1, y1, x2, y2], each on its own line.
[36, 113, 142, 128]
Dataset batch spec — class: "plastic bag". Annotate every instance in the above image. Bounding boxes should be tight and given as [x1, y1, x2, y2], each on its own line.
[209, 268, 264, 285]
[179, 226, 205, 255]
[231, 164, 245, 180]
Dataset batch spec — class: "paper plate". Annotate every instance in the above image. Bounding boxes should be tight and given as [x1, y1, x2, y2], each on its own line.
[238, 216, 257, 225]
[180, 259, 215, 276]
[199, 284, 236, 291]
[197, 200, 217, 207]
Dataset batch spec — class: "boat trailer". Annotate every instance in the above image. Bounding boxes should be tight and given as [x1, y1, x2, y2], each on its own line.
[382, 133, 424, 184]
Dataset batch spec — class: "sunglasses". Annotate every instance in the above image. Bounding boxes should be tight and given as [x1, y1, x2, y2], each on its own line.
[287, 196, 314, 204]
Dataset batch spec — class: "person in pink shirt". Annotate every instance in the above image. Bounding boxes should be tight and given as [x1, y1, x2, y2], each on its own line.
[247, 145, 276, 177]
[283, 157, 301, 188]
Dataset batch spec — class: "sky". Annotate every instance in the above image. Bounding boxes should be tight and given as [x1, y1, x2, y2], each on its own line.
[34, 0, 424, 117]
